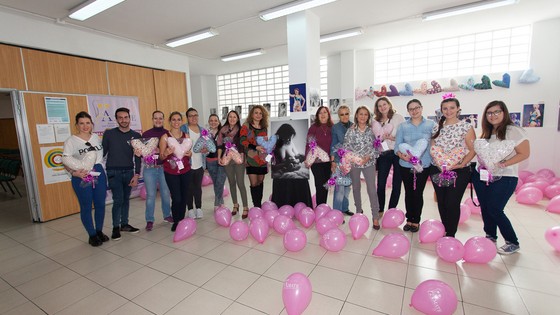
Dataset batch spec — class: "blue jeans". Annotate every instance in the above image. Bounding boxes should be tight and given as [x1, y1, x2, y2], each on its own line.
[376, 151, 402, 211]
[143, 166, 171, 222]
[333, 185, 351, 212]
[473, 172, 519, 245]
[206, 160, 227, 207]
[71, 164, 107, 237]
[107, 169, 134, 228]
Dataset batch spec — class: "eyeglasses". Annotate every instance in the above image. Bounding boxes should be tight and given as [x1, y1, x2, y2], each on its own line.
[85, 142, 96, 152]
[339, 112, 350, 116]
[408, 106, 422, 112]
[486, 110, 503, 117]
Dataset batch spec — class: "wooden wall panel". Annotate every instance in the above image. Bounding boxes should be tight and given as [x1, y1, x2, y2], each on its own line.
[22, 49, 108, 95]
[23, 93, 86, 221]
[0, 44, 26, 90]
[107, 62, 156, 132]
[0, 119, 19, 149]
[153, 69, 188, 118]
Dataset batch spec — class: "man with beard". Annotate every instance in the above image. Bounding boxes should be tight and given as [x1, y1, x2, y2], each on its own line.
[103, 107, 142, 240]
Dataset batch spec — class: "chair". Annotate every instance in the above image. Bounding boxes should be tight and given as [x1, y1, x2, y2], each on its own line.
[0, 159, 22, 197]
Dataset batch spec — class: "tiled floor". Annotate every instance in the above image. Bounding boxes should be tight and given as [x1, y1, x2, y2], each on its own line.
[1, 177, 560, 314]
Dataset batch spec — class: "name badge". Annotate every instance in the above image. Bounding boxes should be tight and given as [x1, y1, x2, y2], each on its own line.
[380, 141, 389, 152]
[176, 161, 184, 170]
[90, 171, 101, 176]
[479, 169, 489, 182]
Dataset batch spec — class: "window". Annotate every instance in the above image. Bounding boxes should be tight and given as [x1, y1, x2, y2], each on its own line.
[374, 25, 532, 84]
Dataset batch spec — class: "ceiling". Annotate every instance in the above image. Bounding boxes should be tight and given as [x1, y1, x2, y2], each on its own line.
[1, 0, 559, 76]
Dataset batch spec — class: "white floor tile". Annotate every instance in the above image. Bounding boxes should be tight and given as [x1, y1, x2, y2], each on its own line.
[264, 256, 315, 282]
[173, 256, 227, 286]
[202, 265, 260, 300]
[32, 277, 101, 314]
[459, 276, 529, 314]
[308, 265, 356, 300]
[347, 276, 405, 315]
[132, 276, 197, 315]
[56, 288, 128, 315]
[237, 276, 284, 315]
[16, 266, 80, 299]
[147, 249, 199, 275]
[107, 266, 167, 299]
[165, 288, 232, 315]
[231, 248, 281, 274]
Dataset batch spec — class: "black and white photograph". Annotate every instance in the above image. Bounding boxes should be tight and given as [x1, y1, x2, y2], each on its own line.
[210, 108, 217, 115]
[459, 113, 478, 129]
[278, 102, 288, 117]
[270, 119, 309, 179]
[263, 103, 271, 115]
[248, 104, 256, 114]
[329, 98, 339, 114]
[235, 105, 242, 116]
[221, 106, 229, 120]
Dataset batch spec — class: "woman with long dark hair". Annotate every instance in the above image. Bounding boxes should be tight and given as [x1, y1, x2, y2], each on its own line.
[206, 113, 226, 210]
[180, 108, 205, 219]
[306, 106, 333, 205]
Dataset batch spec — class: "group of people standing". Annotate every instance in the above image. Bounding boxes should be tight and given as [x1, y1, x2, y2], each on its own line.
[64, 97, 529, 255]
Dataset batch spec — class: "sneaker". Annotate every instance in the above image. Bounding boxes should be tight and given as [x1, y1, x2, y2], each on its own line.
[343, 210, 355, 216]
[97, 231, 109, 242]
[88, 235, 103, 247]
[498, 242, 520, 255]
[111, 227, 121, 241]
[146, 222, 154, 231]
[188, 209, 196, 219]
[164, 216, 174, 223]
[195, 208, 203, 219]
[120, 224, 140, 233]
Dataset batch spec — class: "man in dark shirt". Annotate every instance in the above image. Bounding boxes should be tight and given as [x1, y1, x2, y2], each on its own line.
[102, 107, 142, 240]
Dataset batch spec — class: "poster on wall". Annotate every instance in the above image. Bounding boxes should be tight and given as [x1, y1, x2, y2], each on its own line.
[270, 119, 309, 179]
[329, 99, 340, 114]
[510, 112, 522, 126]
[263, 103, 271, 115]
[234, 106, 242, 116]
[45, 97, 70, 124]
[289, 83, 306, 112]
[210, 108, 217, 115]
[278, 102, 288, 117]
[459, 113, 478, 128]
[40, 146, 69, 185]
[87, 95, 141, 135]
[523, 103, 544, 127]
[221, 106, 229, 120]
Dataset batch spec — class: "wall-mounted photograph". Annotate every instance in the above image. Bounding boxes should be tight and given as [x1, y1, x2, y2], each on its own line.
[263, 103, 271, 115]
[278, 102, 288, 117]
[235, 105, 242, 116]
[221, 106, 229, 120]
[270, 119, 309, 179]
[510, 112, 521, 127]
[523, 103, 544, 127]
[289, 83, 306, 112]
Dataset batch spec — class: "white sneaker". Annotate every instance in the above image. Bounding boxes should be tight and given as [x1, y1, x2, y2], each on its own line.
[195, 208, 203, 219]
[188, 209, 196, 219]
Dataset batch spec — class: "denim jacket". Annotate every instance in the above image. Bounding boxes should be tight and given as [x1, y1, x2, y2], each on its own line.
[180, 123, 207, 169]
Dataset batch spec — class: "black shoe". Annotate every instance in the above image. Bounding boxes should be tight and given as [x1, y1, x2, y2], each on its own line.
[89, 235, 103, 247]
[403, 224, 412, 232]
[120, 224, 140, 233]
[171, 223, 177, 232]
[97, 231, 109, 242]
[111, 227, 121, 240]
[343, 211, 355, 216]
[410, 225, 419, 233]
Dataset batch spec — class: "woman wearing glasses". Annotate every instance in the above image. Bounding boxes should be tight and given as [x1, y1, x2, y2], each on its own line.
[63, 111, 108, 247]
[473, 101, 529, 254]
[180, 108, 206, 219]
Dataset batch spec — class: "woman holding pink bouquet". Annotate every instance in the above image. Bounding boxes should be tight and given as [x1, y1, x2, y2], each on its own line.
[430, 95, 476, 237]
[63, 111, 108, 247]
[343, 106, 381, 229]
[305, 106, 333, 206]
[472, 101, 529, 254]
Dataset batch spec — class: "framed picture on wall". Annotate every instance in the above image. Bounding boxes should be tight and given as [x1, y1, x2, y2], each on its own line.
[289, 83, 306, 112]
[523, 103, 544, 127]
[278, 102, 287, 117]
[235, 106, 242, 116]
[459, 113, 478, 129]
[510, 112, 521, 126]
[221, 106, 229, 120]
[263, 103, 271, 115]
[210, 108, 217, 115]
[329, 99, 339, 114]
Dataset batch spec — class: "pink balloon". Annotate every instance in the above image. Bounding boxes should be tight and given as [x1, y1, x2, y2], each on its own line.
[264, 209, 280, 228]
[419, 220, 445, 243]
[250, 218, 269, 243]
[314, 204, 331, 222]
[316, 217, 336, 235]
[173, 218, 197, 242]
[283, 228, 307, 252]
[546, 195, 560, 213]
[214, 207, 232, 227]
[410, 280, 458, 315]
[524, 174, 541, 183]
[229, 221, 249, 241]
[386, 175, 393, 188]
[381, 208, 405, 228]
[436, 237, 465, 263]
[223, 185, 230, 197]
[349, 213, 369, 240]
[298, 207, 315, 228]
[372, 233, 410, 258]
[261, 201, 278, 212]
[545, 185, 560, 199]
[464, 197, 480, 214]
[312, 194, 317, 209]
[544, 226, 560, 251]
[518, 170, 533, 181]
[248, 207, 264, 221]
[459, 203, 471, 224]
[140, 185, 147, 200]
[282, 273, 312, 315]
[278, 205, 295, 218]
[515, 178, 524, 192]
[537, 168, 556, 179]
[516, 187, 543, 204]
[273, 215, 296, 235]
[325, 210, 344, 226]
[521, 181, 549, 193]
[202, 174, 213, 186]
[293, 202, 307, 218]
[320, 228, 347, 252]
[463, 236, 497, 263]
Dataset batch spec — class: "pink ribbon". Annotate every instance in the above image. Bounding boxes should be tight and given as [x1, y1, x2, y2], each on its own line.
[82, 173, 97, 188]
[144, 154, 157, 165]
[373, 136, 382, 149]
[407, 150, 420, 190]
[308, 139, 317, 154]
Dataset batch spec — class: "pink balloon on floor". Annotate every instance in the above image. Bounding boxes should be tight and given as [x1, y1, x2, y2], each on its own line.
[229, 221, 249, 241]
[273, 215, 296, 234]
[325, 210, 344, 226]
[537, 168, 556, 179]
[516, 187, 543, 204]
[298, 207, 315, 228]
[282, 273, 312, 315]
[278, 205, 295, 218]
[250, 218, 269, 243]
[248, 207, 264, 221]
[173, 218, 197, 242]
[518, 170, 533, 181]
[372, 233, 410, 258]
[545, 185, 560, 199]
[294, 202, 307, 217]
[544, 226, 560, 251]
[283, 228, 307, 252]
[261, 201, 278, 212]
[223, 185, 230, 197]
[314, 204, 331, 222]
[316, 217, 336, 235]
[463, 236, 497, 263]
[214, 207, 232, 227]
[349, 213, 370, 240]
[381, 208, 405, 228]
[515, 178, 524, 192]
[202, 174, 213, 186]
[320, 228, 347, 252]
[139, 185, 147, 200]
[522, 181, 549, 193]
[410, 280, 458, 315]
[264, 209, 280, 227]
[436, 237, 465, 263]
[546, 195, 560, 213]
[464, 197, 480, 214]
[419, 219, 445, 243]
[459, 203, 471, 224]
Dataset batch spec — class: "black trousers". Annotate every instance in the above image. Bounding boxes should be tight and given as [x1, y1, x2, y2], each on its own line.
[400, 166, 430, 224]
[165, 171, 190, 224]
[311, 162, 331, 206]
[187, 167, 204, 210]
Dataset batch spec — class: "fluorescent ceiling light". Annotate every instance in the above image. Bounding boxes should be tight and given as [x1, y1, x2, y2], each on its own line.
[221, 49, 265, 62]
[165, 28, 219, 48]
[320, 27, 364, 43]
[260, 0, 337, 21]
[69, 0, 126, 21]
[422, 0, 518, 21]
